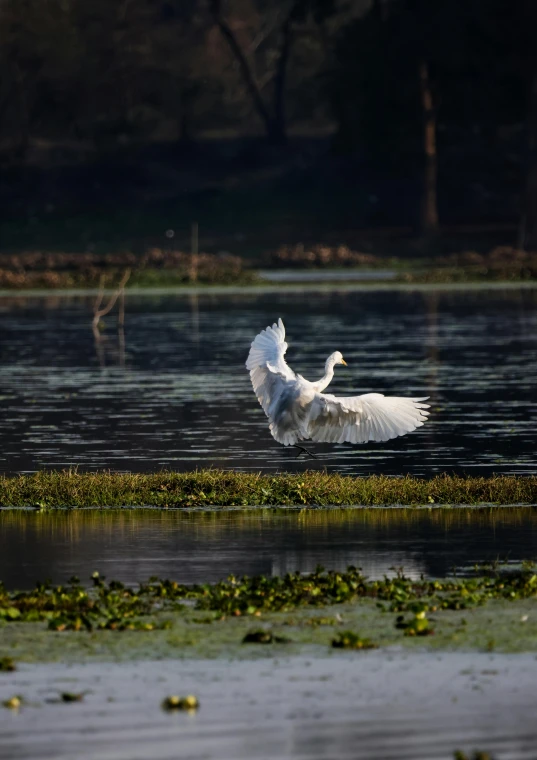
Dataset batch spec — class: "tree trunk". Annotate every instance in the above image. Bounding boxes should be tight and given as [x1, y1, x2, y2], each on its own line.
[418, 60, 439, 237]
[273, 15, 292, 145]
[210, 0, 288, 145]
[522, 66, 537, 249]
[372, 0, 384, 24]
[14, 65, 30, 162]
[178, 86, 194, 143]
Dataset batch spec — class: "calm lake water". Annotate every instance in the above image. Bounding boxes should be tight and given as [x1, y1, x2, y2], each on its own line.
[1, 286, 536, 760]
[0, 284, 536, 476]
[1, 507, 536, 590]
[2, 654, 537, 760]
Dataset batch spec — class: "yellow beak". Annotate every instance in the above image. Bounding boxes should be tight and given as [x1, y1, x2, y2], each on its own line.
[341, 358, 347, 366]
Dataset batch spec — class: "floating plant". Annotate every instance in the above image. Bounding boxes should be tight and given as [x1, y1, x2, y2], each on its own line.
[332, 631, 378, 649]
[1, 563, 537, 647]
[162, 695, 199, 711]
[2, 696, 22, 709]
[242, 630, 291, 644]
[0, 656, 16, 672]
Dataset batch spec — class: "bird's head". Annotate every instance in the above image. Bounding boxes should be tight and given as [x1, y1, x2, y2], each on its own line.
[328, 351, 347, 368]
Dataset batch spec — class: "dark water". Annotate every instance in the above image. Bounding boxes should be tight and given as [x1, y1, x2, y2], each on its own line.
[0, 285, 536, 476]
[1, 507, 536, 590]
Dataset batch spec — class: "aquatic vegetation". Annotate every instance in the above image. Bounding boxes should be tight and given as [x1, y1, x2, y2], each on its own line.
[395, 604, 435, 636]
[0, 573, 183, 632]
[242, 630, 290, 644]
[2, 563, 537, 652]
[0, 656, 16, 672]
[331, 631, 378, 649]
[193, 564, 537, 617]
[162, 695, 199, 711]
[454, 752, 494, 760]
[195, 567, 369, 615]
[242, 630, 275, 644]
[303, 616, 340, 627]
[0, 470, 536, 508]
[61, 692, 84, 702]
[2, 696, 22, 709]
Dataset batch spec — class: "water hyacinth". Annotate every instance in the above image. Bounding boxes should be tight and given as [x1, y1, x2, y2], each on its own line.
[242, 630, 291, 644]
[1, 563, 537, 642]
[331, 631, 378, 649]
[162, 695, 199, 711]
[0, 574, 183, 632]
[3, 696, 22, 709]
[0, 657, 16, 672]
[61, 692, 84, 702]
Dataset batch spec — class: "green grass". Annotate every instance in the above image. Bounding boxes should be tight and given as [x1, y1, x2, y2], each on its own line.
[0, 470, 536, 508]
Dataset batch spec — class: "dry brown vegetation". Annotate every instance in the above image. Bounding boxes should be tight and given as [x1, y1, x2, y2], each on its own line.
[270, 244, 384, 268]
[0, 248, 256, 289]
[400, 247, 537, 283]
[0, 244, 536, 289]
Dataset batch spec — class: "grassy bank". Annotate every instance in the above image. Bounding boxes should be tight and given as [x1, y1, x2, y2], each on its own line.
[0, 471, 536, 508]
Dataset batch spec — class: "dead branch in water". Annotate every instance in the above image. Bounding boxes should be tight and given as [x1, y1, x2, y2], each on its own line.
[92, 268, 131, 367]
[92, 268, 131, 337]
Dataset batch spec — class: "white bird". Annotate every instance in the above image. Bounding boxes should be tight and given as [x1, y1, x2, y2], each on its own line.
[246, 318, 430, 456]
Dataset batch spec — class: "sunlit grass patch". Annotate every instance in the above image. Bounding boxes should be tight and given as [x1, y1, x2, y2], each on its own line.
[0, 470, 536, 509]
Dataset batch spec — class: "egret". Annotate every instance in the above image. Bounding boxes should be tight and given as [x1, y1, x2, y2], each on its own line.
[246, 318, 430, 458]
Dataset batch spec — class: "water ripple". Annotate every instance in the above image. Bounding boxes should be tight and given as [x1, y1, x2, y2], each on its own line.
[0, 287, 535, 475]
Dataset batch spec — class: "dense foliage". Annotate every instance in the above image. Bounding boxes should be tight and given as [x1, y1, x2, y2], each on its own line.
[0, 0, 533, 151]
[2, 0, 537, 246]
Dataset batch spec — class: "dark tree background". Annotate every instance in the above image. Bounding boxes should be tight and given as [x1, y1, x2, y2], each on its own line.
[0, 0, 535, 253]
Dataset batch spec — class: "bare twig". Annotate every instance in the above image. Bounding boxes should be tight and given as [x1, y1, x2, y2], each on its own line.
[93, 274, 106, 315]
[92, 268, 131, 335]
[118, 286, 126, 328]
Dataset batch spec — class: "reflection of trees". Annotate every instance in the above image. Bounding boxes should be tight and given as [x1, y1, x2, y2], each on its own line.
[2, 507, 537, 590]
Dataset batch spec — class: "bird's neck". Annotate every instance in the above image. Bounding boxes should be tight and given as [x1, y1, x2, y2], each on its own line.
[313, 358, 335, 392]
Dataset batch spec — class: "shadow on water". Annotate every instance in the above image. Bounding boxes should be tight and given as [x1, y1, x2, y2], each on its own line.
[1, 506, 537, 590]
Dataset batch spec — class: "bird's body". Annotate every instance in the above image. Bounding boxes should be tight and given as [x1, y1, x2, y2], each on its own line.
[246, 319, 430, 448]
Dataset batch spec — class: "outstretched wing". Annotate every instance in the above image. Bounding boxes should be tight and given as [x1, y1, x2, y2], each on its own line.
[246, 318, 296, 418]
[307, 392, 430, 444]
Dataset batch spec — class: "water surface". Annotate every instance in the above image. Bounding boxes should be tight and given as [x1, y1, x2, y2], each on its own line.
[1, 507, 536, 590]
[1, 654, 536, 760]
[0, 285, 536, 476]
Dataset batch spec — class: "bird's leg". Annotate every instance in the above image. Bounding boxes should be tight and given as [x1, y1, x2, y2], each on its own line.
[294, 444, 317, 460]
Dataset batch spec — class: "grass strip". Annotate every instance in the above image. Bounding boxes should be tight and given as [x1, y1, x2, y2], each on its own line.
[0, 470, 535, 508]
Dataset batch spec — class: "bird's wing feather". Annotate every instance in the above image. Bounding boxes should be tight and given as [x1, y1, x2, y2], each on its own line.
[307, 392, 430, 444]
[246, 318, 296, 418]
